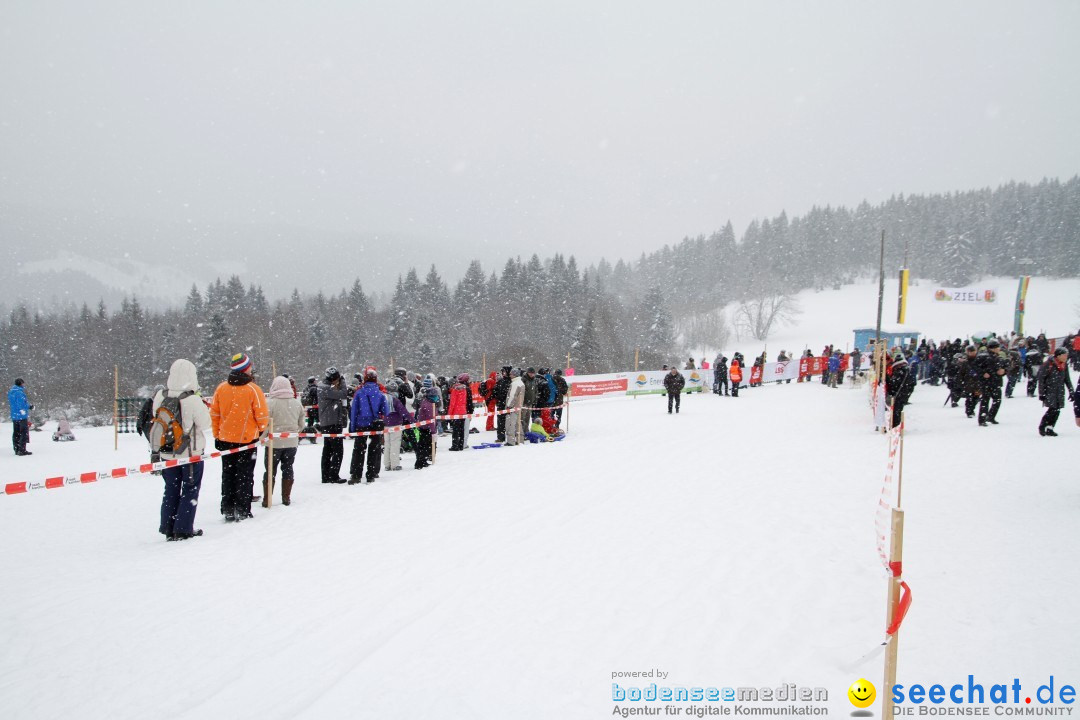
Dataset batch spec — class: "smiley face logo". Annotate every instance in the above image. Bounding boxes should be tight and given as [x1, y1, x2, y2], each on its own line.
[848, 679, 876, 708]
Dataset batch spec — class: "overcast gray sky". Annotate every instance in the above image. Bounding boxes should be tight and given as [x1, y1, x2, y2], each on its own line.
[3, 0, 1079, 268]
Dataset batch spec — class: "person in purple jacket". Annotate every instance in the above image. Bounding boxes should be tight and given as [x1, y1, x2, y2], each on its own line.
[413, 374, 440, 469]
[383, 376, 414, 472]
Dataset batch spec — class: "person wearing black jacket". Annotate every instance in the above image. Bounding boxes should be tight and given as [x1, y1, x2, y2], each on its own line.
[954, 346, 982, 416]
[493, 366, 512, 442]
[663, 367, 685, 414]
[552, 369, 569, 427]
[317, 367, 350, 483]
[1025, 346, 1045, 397]
[1037, 348, 1075, 437]
[974, 341, 1007, 426]
[885, 352, 916, 428]
[533, 368, 550, 416]
[713, 355, 728, 395]
[300, 376, 319, 444]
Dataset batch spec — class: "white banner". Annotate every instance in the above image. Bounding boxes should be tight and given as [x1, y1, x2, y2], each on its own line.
[932, 287, 998, 304]
[759, 360, 801, 381]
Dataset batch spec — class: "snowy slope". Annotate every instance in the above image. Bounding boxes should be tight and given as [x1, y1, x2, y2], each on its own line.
[705, 276, 1080, 358]
[1, 382, 1077, 719]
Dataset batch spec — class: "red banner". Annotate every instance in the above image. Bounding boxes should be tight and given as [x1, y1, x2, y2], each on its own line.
[570, 378, 628, 397]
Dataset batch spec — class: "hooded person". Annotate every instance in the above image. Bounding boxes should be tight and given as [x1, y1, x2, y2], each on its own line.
[8, 378, 32, 456]
[413, 375, 439, 468]
[522, 367, 539, 427]
[552, 368, 569, 427]
[349, 367, 389, 483]
[1037, 348, 1075, 437]
[317, 367, 350, 483]
[448, 373, 473, 451]
[729, 356, 743, 397]
[263, 375, 305, 506]
[504, 368, 526, 446]
[827, 350, 841, 388]
[300, 376, 319, 443]
[381, 376, 414, 472]
[210, 353, 269, 522]
[885, 349, 916, 428]
[52, 416, 75, 442]
[493, 366, 512, 442]
[152, 359, 212, 540]
[713, 355, 728, 394]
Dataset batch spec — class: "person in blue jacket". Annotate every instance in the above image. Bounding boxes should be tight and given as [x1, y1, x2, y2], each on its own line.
[827, 351, 841, 388]
[8, 378, 33, 456]
[545, 370, 557, 407]
[349, 367, 388, 484]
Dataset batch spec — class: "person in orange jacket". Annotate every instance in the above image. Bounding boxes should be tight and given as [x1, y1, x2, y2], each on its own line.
[210, 353, 269, 522]
[730, 354, 743, 397]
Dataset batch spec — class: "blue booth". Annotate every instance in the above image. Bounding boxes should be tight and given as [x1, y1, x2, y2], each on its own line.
[852, 326, 921, 353]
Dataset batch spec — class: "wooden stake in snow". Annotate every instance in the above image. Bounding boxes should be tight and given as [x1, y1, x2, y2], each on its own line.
[882, 413, 906, 716]
[265, 418, 274, 509]
[565, 351, 571, 432]
[113, 365, 119, 452]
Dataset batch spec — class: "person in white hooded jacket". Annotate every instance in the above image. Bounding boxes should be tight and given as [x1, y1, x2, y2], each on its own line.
[264, 375, 305, 506]
[151, 358, 212, 541]
[504, 369, 526, 446]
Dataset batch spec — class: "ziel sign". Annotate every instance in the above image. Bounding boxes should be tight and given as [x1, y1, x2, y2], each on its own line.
[933, 287, 998, 304]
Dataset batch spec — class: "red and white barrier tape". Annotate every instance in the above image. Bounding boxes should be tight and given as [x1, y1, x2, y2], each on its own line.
[1, 440, 262, 496]
[874, 422, 903, 571]
[1, 403, 570, 497]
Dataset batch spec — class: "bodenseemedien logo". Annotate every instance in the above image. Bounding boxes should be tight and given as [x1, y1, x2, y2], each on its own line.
[610, 678, 829, 717]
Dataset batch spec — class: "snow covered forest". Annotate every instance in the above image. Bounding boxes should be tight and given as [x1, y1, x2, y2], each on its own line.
[3, 176, 1078, 419]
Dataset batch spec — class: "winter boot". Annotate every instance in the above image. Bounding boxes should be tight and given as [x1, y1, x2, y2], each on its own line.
[282, 478, 293, 506]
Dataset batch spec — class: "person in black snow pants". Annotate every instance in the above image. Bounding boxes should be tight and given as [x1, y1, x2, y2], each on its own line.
[317, 367, 350, 483]
[713, 355, 728, 395]
[1037, 348, 1075, 437]
[975, 341, 1007, 426]
[664, 367, 685, 414]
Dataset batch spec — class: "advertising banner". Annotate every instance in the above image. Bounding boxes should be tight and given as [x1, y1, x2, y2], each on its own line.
[897, 268, 909, 323]
[1013, 276, 1031, 335]
[932, 287, 998, 304]
[625, 370, 709, 395]
[568, 378, 627, 397]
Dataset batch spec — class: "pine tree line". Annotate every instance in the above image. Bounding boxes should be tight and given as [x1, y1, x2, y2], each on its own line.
[2, 176, 1076, 421]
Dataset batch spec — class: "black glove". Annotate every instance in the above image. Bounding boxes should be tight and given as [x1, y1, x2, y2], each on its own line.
[29, 404, 34, 410]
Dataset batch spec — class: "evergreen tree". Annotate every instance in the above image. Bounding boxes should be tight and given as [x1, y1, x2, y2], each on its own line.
[198, 312, 232, 381]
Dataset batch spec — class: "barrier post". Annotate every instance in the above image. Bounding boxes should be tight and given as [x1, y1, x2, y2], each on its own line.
[882, 414, 906, 717]
[882, 507, 905, 717]
[265, 418, 274, 509]
[634, 349, 639, 400]
[565, 351, 571, 431]
[113, 365, 119, 451]
[482, 353, 487, 379]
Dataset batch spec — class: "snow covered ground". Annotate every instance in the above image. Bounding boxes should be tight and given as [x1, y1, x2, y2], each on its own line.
[1, 379, 1076, 719]
[707, 276, 1080, 358]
